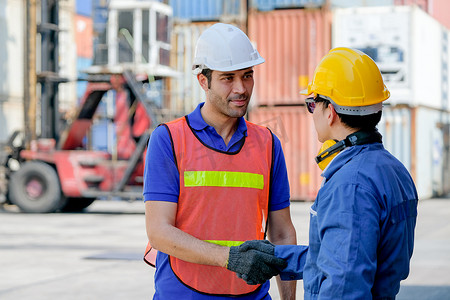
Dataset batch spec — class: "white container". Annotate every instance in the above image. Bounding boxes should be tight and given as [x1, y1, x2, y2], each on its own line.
[0, 101, 24, 142]
[332, 6, 449, 110]
[414, 105, 450, 199]
[58, 0, 77, 111]
[379, 105, 450, 200]
[170, 23, 209, 114]
[0, 0, 25, 141]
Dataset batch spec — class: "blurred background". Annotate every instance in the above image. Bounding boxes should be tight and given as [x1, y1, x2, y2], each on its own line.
[0, 0, 449, 213]
[1, 1, 450, 299]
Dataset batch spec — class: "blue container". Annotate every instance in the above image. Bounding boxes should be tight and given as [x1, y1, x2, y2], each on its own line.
[76, 57, 93, 99]
[251, 0, 325, 11]
[93, 0, 108, 34]
[76, 0, 93, 17]
[170, 0, 241, 21]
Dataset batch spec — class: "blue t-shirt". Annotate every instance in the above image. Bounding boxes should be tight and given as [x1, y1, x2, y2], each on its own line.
[143, 103, 291, 299]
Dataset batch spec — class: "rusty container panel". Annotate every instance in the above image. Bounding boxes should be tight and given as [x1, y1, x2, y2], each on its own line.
[248, 9, 331, 106]
[75, 14, 94, 58]
[248, 106, 322, 201]
[428, 0, 450, 30]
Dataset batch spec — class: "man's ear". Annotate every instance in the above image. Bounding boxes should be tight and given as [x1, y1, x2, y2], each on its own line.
[197, 73, 209, 92]
[327, 103, 339, 126]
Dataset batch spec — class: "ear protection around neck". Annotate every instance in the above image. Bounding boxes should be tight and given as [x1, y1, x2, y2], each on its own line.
[315, 130, 382, 170]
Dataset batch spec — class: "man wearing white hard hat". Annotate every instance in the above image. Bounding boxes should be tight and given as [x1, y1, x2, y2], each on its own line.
[143, 23, 297, 299]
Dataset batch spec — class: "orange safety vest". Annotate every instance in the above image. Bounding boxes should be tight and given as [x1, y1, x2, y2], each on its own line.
[145, 116, 273, 296]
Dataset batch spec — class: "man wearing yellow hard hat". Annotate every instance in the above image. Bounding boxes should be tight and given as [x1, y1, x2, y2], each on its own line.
[238, 47, 418, 299]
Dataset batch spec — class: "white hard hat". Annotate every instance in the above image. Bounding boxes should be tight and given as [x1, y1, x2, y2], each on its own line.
[192, 23, 265, 74]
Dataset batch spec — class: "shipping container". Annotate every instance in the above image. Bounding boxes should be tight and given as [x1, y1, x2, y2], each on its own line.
[251, 0, 325, 11]
[93, 0, 108, 34]
[333, 6, 450, 110]
[331, 0, 450, 30]
[0, 101, 24, 143]
[0, 0, 24, 142]
[75, 14, 94, 58]
[427, 0, 450, 30]
[0, 0, 24, 103]
[76, 57, 93, 100]
[248, 106, 322, 201]
[59, 0, 78, 111]
[90, 1, 178, 79]
[76, 0, 92, 17]
[248, 104, 450, 201]
[170, 23, 210, 115]
[248, 9, 332, 106]
[379, 105, 450, 199]
[393, 0, 429, 11]
[331, 0, 394, 7]
[170, 21, 248, 114]
[170, 0, 244, 22]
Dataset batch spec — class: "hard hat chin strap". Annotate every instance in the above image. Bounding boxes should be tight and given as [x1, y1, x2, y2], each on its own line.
[315, 130, 383, 168]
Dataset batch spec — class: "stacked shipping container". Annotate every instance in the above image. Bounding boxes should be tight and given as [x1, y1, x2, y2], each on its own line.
[247, 7, 332, 200]
[249, 107, 322, 201]
[0, 0, 77, 143]
[394, 0, 450, 29]
[75, 1, 94, 101]
[333, 5, 450, 199]
[168, 0, 450, 200]
[168, 1, 330, 200]
[0, 1, 25, 142]
[169, 1, 247, 114]
[75, 0, 109, 151]
[378, 105, 450, 199]
[59, 1, 78, 112]
[248, 8, 332, 106]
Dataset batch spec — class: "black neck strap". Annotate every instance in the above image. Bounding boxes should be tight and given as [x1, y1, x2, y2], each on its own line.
[315, 130, 382, 164]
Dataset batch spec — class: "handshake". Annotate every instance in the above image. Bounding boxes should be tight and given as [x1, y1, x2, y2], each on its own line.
[226, 240, 287, 285]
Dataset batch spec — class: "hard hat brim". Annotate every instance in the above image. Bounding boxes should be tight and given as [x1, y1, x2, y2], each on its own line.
[299, 88, 310, 95]
[194, 57, 265, 73]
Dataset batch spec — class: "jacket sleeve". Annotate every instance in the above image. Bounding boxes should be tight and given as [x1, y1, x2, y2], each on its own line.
[274, 245, 308, 281]
[315, 184, 380, 299]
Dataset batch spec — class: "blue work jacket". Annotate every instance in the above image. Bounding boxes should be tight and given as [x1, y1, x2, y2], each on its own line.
[276, 143, 418, 299]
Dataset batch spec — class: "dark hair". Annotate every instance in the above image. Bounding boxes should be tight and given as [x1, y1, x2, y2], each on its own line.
[201, 68, 213, 89]
[315, 96, 382, 131]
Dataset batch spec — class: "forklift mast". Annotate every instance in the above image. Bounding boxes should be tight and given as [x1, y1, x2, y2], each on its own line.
[38, 0, 69, 142]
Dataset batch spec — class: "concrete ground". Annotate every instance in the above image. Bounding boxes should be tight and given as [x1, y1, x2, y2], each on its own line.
[0, 198, 449, 299]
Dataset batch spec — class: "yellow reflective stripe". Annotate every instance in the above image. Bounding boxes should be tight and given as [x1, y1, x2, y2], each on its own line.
[184, 171, 264, 190]
[205, 240, 244, 247]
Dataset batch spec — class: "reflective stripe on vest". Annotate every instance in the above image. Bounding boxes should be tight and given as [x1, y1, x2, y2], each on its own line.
[184, 171, 264, 189]
[166, 116, 272, 296]
[205, 240, 244, 247]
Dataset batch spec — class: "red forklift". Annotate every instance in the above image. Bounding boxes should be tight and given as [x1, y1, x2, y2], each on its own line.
[1, 71, 167, 213]
[0, 0, 178, 213]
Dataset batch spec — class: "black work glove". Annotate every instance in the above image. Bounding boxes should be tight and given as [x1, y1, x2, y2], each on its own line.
[226, 240, 287, 285]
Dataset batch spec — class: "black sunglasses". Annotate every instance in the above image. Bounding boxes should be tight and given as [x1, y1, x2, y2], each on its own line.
[305, 97, 316, 114]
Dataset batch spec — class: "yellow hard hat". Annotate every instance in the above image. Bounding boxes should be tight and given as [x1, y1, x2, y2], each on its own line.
[301, 47, 390, 115]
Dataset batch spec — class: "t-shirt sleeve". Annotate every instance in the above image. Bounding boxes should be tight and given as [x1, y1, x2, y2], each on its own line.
[269, 133, 291, 211]
[143, 125, 180, 202]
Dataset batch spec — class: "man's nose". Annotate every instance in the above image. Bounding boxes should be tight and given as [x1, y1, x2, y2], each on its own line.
[232, 78, 246, 94]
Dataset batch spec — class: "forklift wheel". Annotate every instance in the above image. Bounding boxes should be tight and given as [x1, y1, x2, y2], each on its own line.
[61, 198, 96, 212]
[8, 161, 66, 213]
